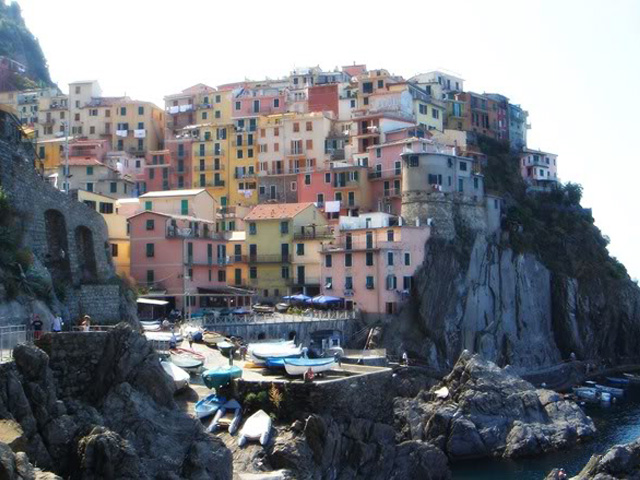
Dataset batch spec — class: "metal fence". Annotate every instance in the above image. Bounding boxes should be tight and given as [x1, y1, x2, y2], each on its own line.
[0, 325, 31, 363]
[183, 310, 356, 329]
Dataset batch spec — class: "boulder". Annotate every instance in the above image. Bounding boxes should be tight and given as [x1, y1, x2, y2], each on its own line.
[569, 439, 640, 479]
[396, 351, 595, 460]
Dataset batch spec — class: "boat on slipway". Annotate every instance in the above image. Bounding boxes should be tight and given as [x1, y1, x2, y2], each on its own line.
[208, 399, 242, 434]
[144, 331, 183, 343]
[202, 365, 242, 390]
[170, 350, 204, 371]
[238, 409, 271, 447]
[248, 341, 301, 365]
[203, 331, 227, 347]
[195, 394, 226, 419]
[283, 357, 336, 376]
[161, 361, 190, 391]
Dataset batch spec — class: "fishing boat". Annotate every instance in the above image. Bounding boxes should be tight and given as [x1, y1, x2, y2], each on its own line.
[594, 384, 624, 398]
[203, 331, 227, 347]
[208, 399, 242, 434]
[172, 347, 206, 362]
[216, 340, 236, 357]
[141, 320, 161, 332]
[144, 331, 183, 343]
[572, 386, 598, 400]
[606, 376, 630, 386]
[283, 357, 336, 376]
[265, 357, 286, 369]
[623, 373, 640, 383]
[194, 394, 226, 419]
[238, 409, 271, 447]
[248, 342, 302, 365]
[202, 365, 242, 390]
[170, 350, 204, 371]
[161, 361, 190, 391]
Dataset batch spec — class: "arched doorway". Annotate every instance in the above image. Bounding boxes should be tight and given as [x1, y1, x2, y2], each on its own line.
[75, 226, 97, 282]
[44, 209, 71, 282]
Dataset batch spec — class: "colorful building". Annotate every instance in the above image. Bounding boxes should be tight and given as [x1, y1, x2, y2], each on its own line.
[138, 188, 217, 221]
[519, 148, 558, 188]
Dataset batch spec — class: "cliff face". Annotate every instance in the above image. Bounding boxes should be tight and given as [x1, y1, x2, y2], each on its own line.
[396, 232, 640, 371]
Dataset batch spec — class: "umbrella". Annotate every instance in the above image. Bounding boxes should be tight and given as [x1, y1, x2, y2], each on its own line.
[310, 295, 343, 305]
[284, 294, 312, 303]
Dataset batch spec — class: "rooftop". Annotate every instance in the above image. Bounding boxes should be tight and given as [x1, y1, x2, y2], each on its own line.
[244, 202, 316, 221]
[139, 189, 207, 199]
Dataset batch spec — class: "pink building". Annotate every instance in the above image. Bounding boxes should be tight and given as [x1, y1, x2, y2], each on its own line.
[319, 213, 430, 316]
[129, 210, 232, 311]
[232, 87, 287, 119]
[519, 148, 558, 189]
[69, 138, 111, 160]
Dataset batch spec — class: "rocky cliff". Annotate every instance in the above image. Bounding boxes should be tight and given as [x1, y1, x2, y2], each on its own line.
[0, 325, 232, 479]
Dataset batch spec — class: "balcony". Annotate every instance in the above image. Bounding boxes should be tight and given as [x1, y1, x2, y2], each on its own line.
[292, 277, 321, 286]
[166, 226, 222, 240]
[368, 169, 401, 180]
[194, 180, 226, 188]
[321, 238, 401, 252]
[383, 187, 402, 198]
[292, 226, 334, 240]
[326, 149, 345, 161]
[248, 254, 291, 264]
[234, 171, 256, 179]
[333, 179, 360, 189]
[193, 164, 225, 172]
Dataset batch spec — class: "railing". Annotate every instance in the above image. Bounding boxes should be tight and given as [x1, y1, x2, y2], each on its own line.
[234, 172, 256, 179]
[292, 228, 335, 240]
[166, 227, 223, 240]
[292, 277, 321, 286]
[327, 149, 345, 161]
[192, 164, 225, 172]
[248, 254, 291, 263]
[368, 170, 402, 180]
[199, 310, 357, 326]
[383, 187, 402, 197]
[194, 180, 225, 188]
[0, 325, 31, 363]
[71, 325, 116, 332]
[322, 238, 401, 252]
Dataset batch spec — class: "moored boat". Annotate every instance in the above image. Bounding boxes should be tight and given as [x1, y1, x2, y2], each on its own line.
[283, 357, 336, 376]
[195, 394, 226, 419]
[606, 376, 630, 386]
[170, 350, 204, 371]
[217, 340, 236, 357]
[623, 373, 640, 383]
[572, 386, 598, 400]
[208, 399, 242, 434]
[238, 409, 271, 447]
[265, 357, 286, 369]
[161, 361, 190, 391]
[145, 331, 183, 343]
[594, 384, 624, 398]
[248, 342, 302, 365]
[202, 365, 242, 390]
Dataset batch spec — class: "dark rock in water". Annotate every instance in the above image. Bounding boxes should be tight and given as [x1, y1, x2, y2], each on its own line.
[395, 351, 595, 460]
[565, 439, 640, 479]
[0, 325, 233, 479]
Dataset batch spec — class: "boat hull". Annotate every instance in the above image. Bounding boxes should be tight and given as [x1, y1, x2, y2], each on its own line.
[195, 394, 225, 419]
[202, 366, 242, 390]
[283, 358, 336, 376]
[161, 361, 190, 391]
[239, 409, 272, 447]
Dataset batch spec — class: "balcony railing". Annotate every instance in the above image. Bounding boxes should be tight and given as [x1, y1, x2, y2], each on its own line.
[327, 149, 345, 161]
[166, 226, 223, 240]
[383, 187, 402, 198]
[234, 171, 256, 179]
[321, 238, 401, 252]
[248, 254, 291, 264]
[292, 277, 321, 286]
[368, 169, 402, 180]
[292, 227, 334, 240]
[193, 164, 225, 172]
[194, 180, 225, 188]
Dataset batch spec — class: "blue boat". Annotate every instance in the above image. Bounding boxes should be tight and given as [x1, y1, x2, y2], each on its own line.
[195, 394, 226, 419]
[202, 366, 242, 390]
[606, 376, 630, 385]
[265, 357, 286, 369]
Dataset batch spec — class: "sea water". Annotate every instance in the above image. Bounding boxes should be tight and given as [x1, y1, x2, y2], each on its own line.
[451, 384, 640, 479]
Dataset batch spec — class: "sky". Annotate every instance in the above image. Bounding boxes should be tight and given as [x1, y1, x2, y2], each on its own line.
[14, 0, 640, 278]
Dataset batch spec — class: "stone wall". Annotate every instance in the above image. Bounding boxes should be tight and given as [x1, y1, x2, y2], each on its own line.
[235, 368, 394, 423]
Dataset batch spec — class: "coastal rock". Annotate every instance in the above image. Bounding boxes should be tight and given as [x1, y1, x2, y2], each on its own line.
[396, 351, 595, 460]
[568, 439, 640, 479]
[0, 441, 60, 480]
[76, 426, 141, 479]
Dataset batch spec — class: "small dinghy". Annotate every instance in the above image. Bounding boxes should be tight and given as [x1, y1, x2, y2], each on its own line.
[170, 350, 204, 371]
[141, 320, 161, 332]
[208, 399, 242, 434]
[195, 394, 226, 419]
[623, 373, 640, 383]
[606, 376, 630, 386]
[145, 331, 183, 343]
[573, 386, 598, 400]
[172, 347, 205, 361]
[203, 331, 227, 347]
[284, 357, 336, 376]
[249, 342, 302, 365]
[217, 340, 236, 357]
[595, 384, 624, 398]
[202, 365, 242, 390]
[238, 409, 271, 447]
[161, 361, 190, 391]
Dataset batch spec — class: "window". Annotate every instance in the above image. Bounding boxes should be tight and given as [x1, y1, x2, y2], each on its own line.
[459, 161, 468, 171]
[404, 253, 411, 266]
[366, 252, 374, 266]
[362, 82, 373, 94]
[317, 193, 324, 205]
[377, 80, 384, 89]
[474, 177, 479, 189]
[235, 101, 241, 110]
[86, 182, 94, 192]
[325, 254, 332, 267]
[146, 219, 155, 230]
[120, 107, 126, 116]
[75, 86, 81, 94]
[386, 275, 397, 290]
[89, 126, 95, 134]
[274, 127, 279, 137]
[305, 174, 311, 185]
[144, 201, 152, 210]
[249, 267, 257, 279]
[86, 166, 94, 175]
[345, 253, 352, 267]
[281, 266, 289, 279]
[387, 251, 394, 266]
[215, 110, 221, 118]
[280, 221, 289, 234]
[181, 199, 188, 215]
[296, 243, 305, 255]
[218, 270, 226, 282]
[249, 222, 257, 235]
[202, 112, 208, 120]
[305, 139, 313, 150]
[146, 270, 154, 284]
[403, 276, 413, 290]
[146, 243, 155, 257]
[111, 243, 118, 257]
[419, 104, 427, 115]
[291, 181, 297, 191]
[248, 148, 254, 158]
[325, 277, 333, 290]
[458, 178, 464, 192]
[273, 98, 280, 108]
[215, 95, 221, 103]
[306, 121, 312, 132]
[387, 230, 394, 242]
[325, 173, 331, 184]
[432, 109, 440, 119]
[345, 276, 353, 289]
[237, 150, 243, 159]
[366, 276, 375, 289]
[99, 202, 114, 214]
[110, 182, 117, 193]
[293, 122, 299, 133]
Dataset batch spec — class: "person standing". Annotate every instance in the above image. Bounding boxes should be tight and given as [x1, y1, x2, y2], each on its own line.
[81, 315, 91, 332]
[52, 314, 63, 333]
[31, 314, 43, 340]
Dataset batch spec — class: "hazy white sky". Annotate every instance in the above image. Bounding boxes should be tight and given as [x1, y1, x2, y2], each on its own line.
[15, 0, 640, 278]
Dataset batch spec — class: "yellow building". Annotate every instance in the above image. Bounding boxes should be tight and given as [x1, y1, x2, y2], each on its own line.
[243, 202, 327, 298]
[74, 190, 133, 279]
[387, 83, 445, 132]
[226, 230, 248, 288]
[112, 100, 165, 155]
[190, 123, 233, 206]
[291, 224, 334, 296]
[36, 136, 69, 172]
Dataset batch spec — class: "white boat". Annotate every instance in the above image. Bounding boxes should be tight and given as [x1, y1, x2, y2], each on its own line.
[141, 320, 161, 331]
[161, 361, 190, 391]
[208, 399, 242, 434]
[283, 357, 336, 376]
[238, 409, 271, 447]
[248, 342, 301, 365]
[572, 386, 598, 400]
[144, 331, 183, 343]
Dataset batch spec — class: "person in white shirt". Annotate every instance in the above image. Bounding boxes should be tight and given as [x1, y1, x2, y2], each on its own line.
[52, 315, 63, 332]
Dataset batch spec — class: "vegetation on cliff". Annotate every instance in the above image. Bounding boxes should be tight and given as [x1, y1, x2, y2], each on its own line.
[0, 1, 52, 89]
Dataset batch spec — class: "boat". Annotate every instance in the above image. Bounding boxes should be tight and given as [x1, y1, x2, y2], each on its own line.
[252, 303, 275, 314]
[207, 399, 242, 434]
[203, 331, 227, 347]
[606, 376, 630, 385]
[161, 361, 190, 391]
[572, 386, 598, 400]
[623, 373, 640, 383]
[194, 394, 226, 419]
[202, 365, 242, 390]
[600, 391, 612, 402]
[238, 409, 271, 447]
[283, 357, 336, 376]
[170, 350, 204, 371]
[141, 320, 161, 332]
[248, 341, 302, 365]
[265, 357, 286, 369]
[251, 349, 302, 365]
[434, 386, 449, 400]
[172, 347, 205, 362]
[217, 340, 236, 357]
[144, 331, 183, 343]
[594, 384, 624, 398]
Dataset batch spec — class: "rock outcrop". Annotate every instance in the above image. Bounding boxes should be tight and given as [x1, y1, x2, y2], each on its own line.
[0, 324, 232, 479]
[224, 414, 451, 480]
[562, 439, 640, 480]
[395, 351, 595, 460]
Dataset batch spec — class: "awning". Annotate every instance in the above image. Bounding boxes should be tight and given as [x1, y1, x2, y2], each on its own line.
[137, 298, 169, 306]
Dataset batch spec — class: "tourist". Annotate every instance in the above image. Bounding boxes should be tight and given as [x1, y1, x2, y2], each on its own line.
[304, 367, 315, 383]
[169, 330, 177, 350]
[402, 351, 409, 366]
[81, 315, 91, 332]
[557, 468, 567, 479]
[239, 344, 247, 361]
[52, 314, 63, 333]
[31, 314, 43, 340]
[187, 332, 193, 349]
